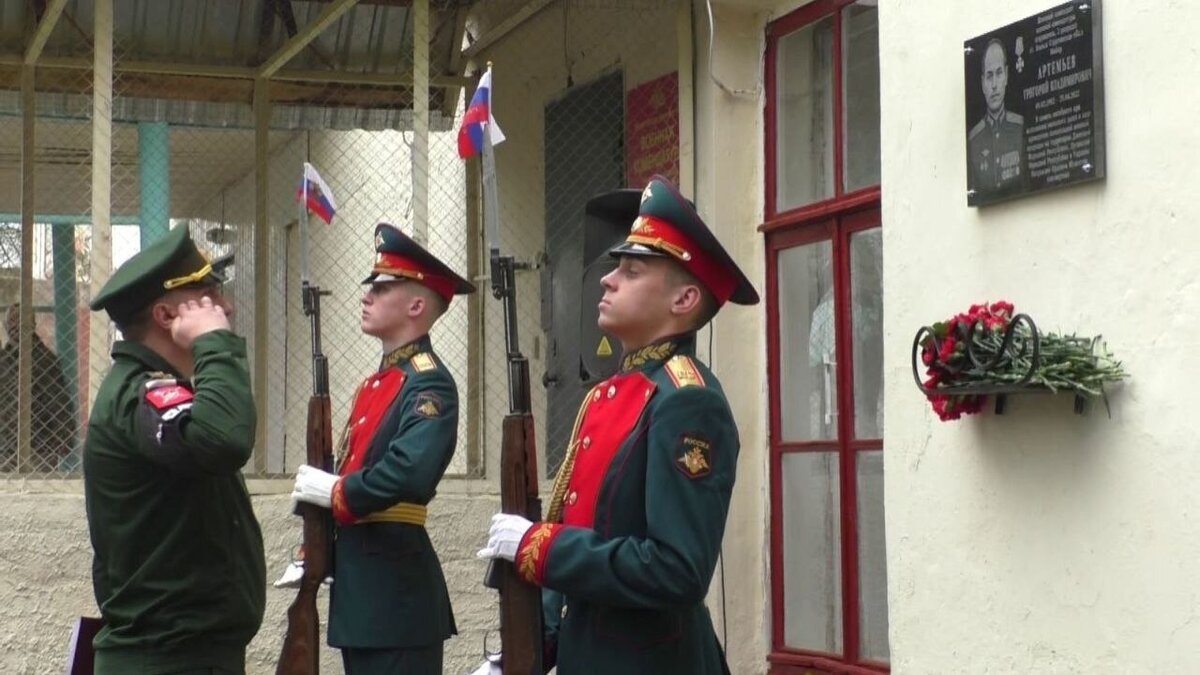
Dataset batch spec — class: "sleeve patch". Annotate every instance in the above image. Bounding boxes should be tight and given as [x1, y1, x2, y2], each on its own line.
[414, 391, 443, 418]
[411, 353, 437, 372]
[675, 433, 713, 479]
[144, 383, 195, 411]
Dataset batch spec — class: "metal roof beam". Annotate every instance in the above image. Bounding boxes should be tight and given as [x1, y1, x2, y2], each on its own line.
[0, 54, 470, 88]
[25, 0, 69, 64]
[258, 0, 359, 79]
[461, 0, 555, 61]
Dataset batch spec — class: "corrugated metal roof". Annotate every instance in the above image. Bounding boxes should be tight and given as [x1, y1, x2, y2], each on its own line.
[0, 0, 469, 130]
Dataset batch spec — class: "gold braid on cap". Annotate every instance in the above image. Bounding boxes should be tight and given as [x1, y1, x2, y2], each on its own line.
[623, 235, 693, 262]
[163, 262, 214, 290]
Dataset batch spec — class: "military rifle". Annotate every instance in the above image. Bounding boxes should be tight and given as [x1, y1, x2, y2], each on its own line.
[276, 281, 333, 675]
[278, 175, 335, 673]
[479, 93, 543, 673]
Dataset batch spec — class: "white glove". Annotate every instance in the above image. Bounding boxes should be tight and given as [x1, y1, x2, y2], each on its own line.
[272, 560, 305, 589]
[468, 656, 502, 675]
[291, 464, 339, 509]
[271, 559, 333, 589]
[476, 513, 534, 562]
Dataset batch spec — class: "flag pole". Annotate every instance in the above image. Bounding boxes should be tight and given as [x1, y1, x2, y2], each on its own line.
[300, 163, 311, 285]
[482, 62, 502, 270]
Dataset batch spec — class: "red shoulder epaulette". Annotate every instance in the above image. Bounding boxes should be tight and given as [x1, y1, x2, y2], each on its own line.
[144, 379, 195, 411]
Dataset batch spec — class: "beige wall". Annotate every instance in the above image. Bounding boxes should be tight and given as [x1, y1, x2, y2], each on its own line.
[881, 1, 1200, 672]
[691, 1, 778, 673]
[0, 482, 500, 675]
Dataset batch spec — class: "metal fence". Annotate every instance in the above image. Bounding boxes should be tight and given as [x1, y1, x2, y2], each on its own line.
[0, 0, 684, 481]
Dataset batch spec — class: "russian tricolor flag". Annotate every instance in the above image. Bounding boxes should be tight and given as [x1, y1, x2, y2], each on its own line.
[296, 162, 338, 224]
[458, 66, 506, 159]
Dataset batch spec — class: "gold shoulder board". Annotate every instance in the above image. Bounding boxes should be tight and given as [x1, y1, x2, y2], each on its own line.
[411, 353, 438, 372]
[665, 355, 705, 389]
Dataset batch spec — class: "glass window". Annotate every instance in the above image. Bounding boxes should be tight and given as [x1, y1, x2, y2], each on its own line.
[783, 451, 843, 653]
[850, 228, 883, 439]
[777, 240, 837, 442]
[842, 2, 881, 192]
[776, 16, 835, 212]
[768, 2, 885, 669]
[857, 450, 889, 662]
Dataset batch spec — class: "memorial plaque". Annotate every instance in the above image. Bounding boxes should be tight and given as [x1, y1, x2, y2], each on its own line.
[964, 0, 1105, 206]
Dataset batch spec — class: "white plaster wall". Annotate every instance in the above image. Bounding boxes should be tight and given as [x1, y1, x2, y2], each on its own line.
[0, 483, 500, 675]
[880, 1, 1200, 672]
[691, 2, 772, 673]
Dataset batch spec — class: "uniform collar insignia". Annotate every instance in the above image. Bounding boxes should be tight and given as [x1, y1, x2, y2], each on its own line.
[381, 340, 423, 370]
[621, 336, 681, 372]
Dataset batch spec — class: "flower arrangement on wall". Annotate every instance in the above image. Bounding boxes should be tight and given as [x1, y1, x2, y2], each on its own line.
[912, 301, 1127, 421]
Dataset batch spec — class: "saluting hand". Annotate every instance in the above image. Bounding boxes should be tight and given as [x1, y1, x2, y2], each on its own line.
[171, 296, 230, 349]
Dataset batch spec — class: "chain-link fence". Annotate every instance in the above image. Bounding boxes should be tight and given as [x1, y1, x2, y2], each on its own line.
[1, 0, 683, 483]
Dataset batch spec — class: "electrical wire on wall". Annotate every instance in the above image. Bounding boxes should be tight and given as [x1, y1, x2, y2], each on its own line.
[705, 0, 764, 100]
[699, 0, 764, 657]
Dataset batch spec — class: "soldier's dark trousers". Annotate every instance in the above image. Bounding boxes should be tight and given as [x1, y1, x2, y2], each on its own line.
[341, 644, 443, 675]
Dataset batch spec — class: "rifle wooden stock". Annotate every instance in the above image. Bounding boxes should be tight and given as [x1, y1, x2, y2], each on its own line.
[496, 412, 543, 675]
[276, 393, 333, 675]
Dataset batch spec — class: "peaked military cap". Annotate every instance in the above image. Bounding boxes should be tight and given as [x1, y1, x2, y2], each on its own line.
[607, 175, 760, 306]
[89, 225, 227, 323]
[364, 223, 475, 301]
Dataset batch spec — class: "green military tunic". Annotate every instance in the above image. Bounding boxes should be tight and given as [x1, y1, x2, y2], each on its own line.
[968, 108, 1027, 198]
[515, 333, 737, 675]
[327, 335, 458, 671]
[84, 331, 265, 674]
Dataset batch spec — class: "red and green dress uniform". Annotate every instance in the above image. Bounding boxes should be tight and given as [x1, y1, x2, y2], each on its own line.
[325, 335, 459, 665]
[510, 174, 760, 674]
[515, 334, 738, 675]
[324, 222, 475, 674]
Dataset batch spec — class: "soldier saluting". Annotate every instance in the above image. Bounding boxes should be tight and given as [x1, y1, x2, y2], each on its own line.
[84, 225, 265, 674]
[476, 175, 759, 675]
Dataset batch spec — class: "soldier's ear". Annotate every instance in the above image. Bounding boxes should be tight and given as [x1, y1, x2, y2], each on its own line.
[150, 300, 177, 331]
[408, 294, 427, 319]
[669, 283, 703, 319]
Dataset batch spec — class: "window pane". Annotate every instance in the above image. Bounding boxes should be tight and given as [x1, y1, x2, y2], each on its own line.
[842, 2, 881, 192]
[778, 240, 837, 442]
[783, 451, 843, 654]
[850, 228, 883, 439]
[776, 16, 834, 211]
[857, 450, 889, 662]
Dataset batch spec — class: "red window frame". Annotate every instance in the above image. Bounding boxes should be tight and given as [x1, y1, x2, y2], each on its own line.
[763, 1, 885, 674]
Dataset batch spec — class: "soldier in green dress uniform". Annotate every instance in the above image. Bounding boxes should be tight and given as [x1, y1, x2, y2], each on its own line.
[289, 223, 474, 675]
[84, 225, 265, 675]
[476, 175, 759, 675]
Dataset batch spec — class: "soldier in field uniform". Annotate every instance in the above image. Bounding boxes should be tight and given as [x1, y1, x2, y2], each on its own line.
[476, 175, 759, 675]
[289, 223, 473, 675]
[84, 225, 264, 675]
